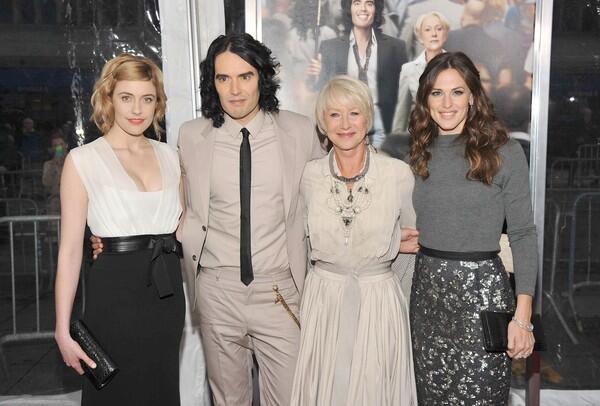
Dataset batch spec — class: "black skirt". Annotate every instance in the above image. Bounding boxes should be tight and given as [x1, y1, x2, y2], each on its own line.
[81, 248, 185, 406]
[410, 252, 515, 406]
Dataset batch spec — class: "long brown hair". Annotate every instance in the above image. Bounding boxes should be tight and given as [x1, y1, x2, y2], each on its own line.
[408, 52, 509, 185]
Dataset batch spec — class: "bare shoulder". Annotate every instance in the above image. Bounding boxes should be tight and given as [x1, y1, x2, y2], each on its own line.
[68, 137, 103, 161]
[61, 153, 86, 190]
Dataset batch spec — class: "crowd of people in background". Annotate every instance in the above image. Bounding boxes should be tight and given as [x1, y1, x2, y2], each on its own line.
[0, 117, 76, 169]
[262, 0, 538, 156]
[0, 116, 74, 213]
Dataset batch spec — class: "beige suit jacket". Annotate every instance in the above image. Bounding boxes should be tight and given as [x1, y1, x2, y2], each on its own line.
[177, 110, 324, 307]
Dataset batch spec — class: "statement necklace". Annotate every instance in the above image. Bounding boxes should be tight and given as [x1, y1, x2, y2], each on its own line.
[328, 147, 370, 183]
[327, 148, 373, 245]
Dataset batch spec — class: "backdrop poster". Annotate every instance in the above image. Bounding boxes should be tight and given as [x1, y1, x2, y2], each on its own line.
[260, 0, 536, 156]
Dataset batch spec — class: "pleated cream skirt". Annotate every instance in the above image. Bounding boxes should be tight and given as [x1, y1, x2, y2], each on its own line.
[290, 264, 417, 406]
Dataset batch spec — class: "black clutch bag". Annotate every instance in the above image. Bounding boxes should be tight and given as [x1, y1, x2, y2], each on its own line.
[70, 319, 120, 390]
[480, 311, 546, 353]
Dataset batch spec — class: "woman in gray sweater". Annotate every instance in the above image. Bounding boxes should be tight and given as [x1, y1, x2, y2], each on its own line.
[407, 52, 537, 405]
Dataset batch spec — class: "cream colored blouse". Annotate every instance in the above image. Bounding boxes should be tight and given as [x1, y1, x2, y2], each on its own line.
[301, 149, 416, 270]
[70, 137, 182, 237]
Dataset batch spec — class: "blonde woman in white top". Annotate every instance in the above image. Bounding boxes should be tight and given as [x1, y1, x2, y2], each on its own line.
[290, 75, 419, 406]
[392, 11, 449, 134]
[54, 54, 185, 405]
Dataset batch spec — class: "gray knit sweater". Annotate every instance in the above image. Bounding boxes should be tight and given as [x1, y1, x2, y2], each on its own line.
[413, 135, 538, 296]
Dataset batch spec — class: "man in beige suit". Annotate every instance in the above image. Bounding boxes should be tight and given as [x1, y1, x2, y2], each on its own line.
[177, 33, 323, 406]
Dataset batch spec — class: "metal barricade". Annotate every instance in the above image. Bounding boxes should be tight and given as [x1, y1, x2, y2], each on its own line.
[0, 200, 54, 290]
[576, 143, 600, 186]
[543, 199, 579, 344]
[566, 192, 600, 332]
[577, 142, 600, 160]
[0, 215, 63, 378]
[545, 154, 600, 341]
[0, 169, 44, 200]
[549, 157, 600, 189]
[0, 198, 39, 217]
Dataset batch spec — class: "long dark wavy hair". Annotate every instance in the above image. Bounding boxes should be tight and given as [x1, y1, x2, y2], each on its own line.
[408, 52, 509, 185]
[200, 33, 280, 128]
[341, 0, 385, 35]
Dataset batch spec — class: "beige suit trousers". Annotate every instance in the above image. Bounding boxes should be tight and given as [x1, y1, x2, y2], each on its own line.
[196, 267, 301, 406]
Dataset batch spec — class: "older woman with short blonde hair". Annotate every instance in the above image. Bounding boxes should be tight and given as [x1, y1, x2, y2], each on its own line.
[290, 75, 418, 406]
[392, 11, 450, 134]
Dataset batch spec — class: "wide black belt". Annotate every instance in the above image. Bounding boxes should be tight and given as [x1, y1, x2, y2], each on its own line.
[101, 233, 182, 299]
[419, 245, 498, 261]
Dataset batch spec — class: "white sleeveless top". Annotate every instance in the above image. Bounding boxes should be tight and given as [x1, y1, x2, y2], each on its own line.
[70, 137, 182, 237]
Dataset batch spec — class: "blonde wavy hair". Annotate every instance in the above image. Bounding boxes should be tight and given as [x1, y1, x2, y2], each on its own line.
[90, 53, 167, 137]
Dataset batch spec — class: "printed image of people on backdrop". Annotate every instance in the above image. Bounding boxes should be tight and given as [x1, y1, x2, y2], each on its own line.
[261, 0, 536, 157]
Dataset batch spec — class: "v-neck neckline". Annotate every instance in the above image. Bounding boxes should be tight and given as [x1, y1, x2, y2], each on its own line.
[99, 136, 164, 193]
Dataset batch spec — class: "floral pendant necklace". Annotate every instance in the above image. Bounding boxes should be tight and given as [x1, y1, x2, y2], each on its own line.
[327, 148, 373, 245]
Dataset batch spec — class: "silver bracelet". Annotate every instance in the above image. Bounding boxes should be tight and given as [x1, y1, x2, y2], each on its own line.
[511, 317, 534, 332]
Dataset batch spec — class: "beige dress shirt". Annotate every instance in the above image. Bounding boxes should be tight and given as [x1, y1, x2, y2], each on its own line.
[201, 110, 289, 273]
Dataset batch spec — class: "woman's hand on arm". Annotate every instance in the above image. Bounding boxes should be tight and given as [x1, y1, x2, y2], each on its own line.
[399, 228, 419, 253]
[506, 294, 535, 359]
[54, 154, 96, 374]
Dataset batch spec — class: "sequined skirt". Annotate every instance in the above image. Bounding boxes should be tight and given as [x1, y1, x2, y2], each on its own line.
[410, 252, 515, 406]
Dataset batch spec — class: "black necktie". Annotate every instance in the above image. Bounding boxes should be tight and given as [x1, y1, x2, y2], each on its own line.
[240, 128, 253, 285]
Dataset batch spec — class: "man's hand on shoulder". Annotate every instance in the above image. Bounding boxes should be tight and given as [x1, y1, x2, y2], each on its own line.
[90, 235, 103, 260]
